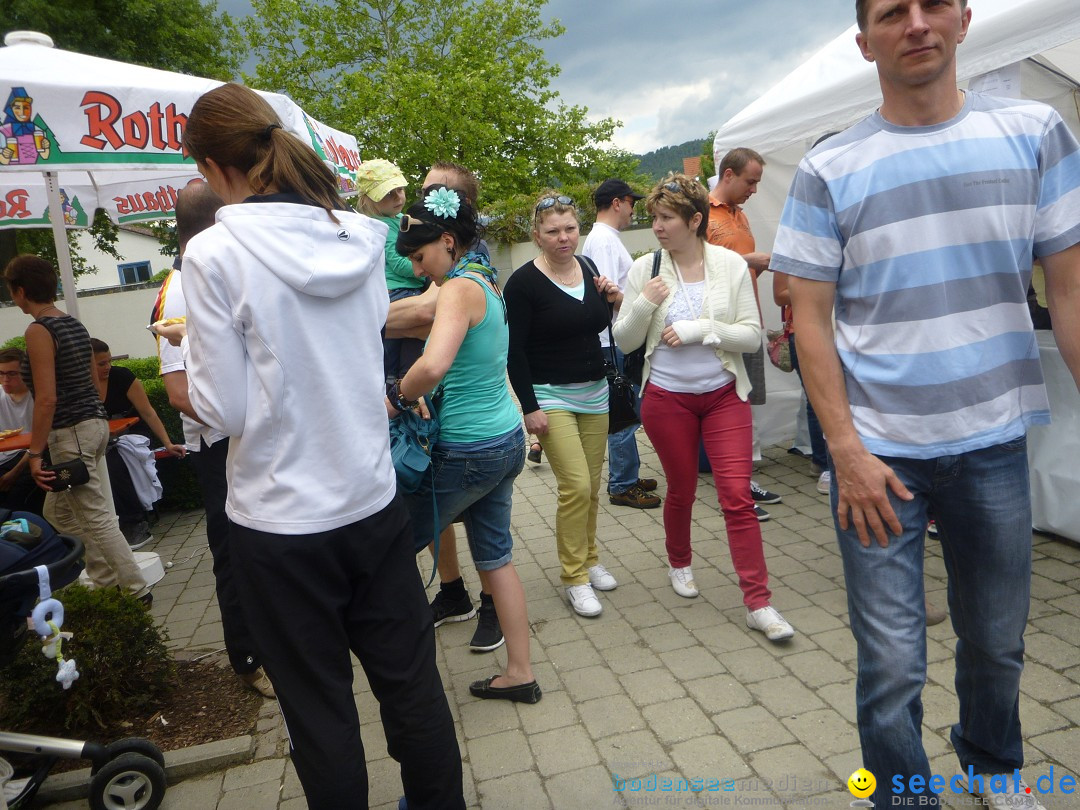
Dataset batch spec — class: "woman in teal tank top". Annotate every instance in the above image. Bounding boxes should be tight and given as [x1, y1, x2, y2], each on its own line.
[387, 186, 541, 705]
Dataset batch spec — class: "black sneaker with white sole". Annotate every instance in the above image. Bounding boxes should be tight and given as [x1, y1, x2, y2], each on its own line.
[750, 481, 782, 504]
[470, 593, 504, 652]
[754, 505, 771, 522]
[431, 588, 476, 627]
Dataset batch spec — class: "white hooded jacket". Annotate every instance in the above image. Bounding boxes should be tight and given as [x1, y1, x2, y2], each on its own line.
[181, 200, 396, 534]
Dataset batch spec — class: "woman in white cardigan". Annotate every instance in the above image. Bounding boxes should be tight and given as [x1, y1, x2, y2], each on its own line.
[613, 173, 794, 642]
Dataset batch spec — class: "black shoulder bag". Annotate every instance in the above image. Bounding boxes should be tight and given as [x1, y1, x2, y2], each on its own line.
[621, 249, 662, 387]
[579, 255, 640, 435]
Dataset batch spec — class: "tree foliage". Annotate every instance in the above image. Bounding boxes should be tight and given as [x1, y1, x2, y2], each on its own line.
[2, 0, 241, 280]
[241, 0, 643, 207]
[8, 0, 242, 80]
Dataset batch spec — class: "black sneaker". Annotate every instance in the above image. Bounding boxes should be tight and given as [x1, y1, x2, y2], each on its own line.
[470, 593, 504, 652]
[754, 505, 771, 522]
[750, 481, 782, 504]
[430, 588, 476, 627]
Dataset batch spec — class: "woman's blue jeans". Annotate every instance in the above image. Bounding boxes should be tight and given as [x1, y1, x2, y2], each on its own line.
[833, 437, 1031, 804]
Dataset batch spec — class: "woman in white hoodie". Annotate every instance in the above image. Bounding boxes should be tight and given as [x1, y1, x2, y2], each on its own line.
[160, 83, 464, 810]
[612, 174, 795, 643]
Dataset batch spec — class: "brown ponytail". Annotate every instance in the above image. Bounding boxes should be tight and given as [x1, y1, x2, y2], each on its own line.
[183, 83, 342, 221]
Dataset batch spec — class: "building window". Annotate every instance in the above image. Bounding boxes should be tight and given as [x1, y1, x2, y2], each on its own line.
[117, 261, 152, 286]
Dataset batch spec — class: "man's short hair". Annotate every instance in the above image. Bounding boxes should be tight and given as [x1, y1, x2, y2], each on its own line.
[4, 255, 57, 304]
[175, 181, 224, 251]
[718, 147, 765, 179]
[426, 161, 480, 206]
[0, 347, 25, 365]
[856, 0, 967, 30]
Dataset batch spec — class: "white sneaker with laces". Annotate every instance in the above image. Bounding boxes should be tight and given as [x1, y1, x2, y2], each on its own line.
[566, 583, 602, 617]
[669, 566, 699, 598]
[816, 471, 831, 495]
[588, 564, 618, 591]
[972, 775, 1046, 809]
[746, 606, 795, 641]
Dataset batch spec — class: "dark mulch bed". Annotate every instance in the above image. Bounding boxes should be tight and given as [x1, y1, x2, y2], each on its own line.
[2, 659, 262, 774]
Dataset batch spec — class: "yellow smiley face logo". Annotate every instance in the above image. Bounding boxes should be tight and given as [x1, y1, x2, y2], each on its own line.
[848, 768, 876, 798]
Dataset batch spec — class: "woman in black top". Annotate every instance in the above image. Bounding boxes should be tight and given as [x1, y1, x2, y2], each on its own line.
[504, 193, 621, 618]
[91, 338, 185, 548]
[4, 255, 150, 600]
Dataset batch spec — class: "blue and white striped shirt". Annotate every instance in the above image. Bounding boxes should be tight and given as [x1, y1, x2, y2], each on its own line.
[772, 92, 1080, 459]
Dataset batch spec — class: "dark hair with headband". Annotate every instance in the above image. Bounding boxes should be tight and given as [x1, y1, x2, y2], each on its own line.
[182, 83, 342, 221]
[395, 185, 479, 259]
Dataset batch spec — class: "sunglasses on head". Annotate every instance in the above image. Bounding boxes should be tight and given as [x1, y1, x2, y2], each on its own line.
[664, 182, 681, 193]
[535, 195, 574, 213]
[398, 214, 427, 232]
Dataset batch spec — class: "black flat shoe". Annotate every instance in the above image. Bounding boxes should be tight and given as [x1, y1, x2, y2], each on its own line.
[469, 675, 542, 704]
[527, 442, 542, 464]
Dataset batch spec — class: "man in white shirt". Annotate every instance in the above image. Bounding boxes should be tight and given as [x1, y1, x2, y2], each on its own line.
[582, 179, 659, 509]
[0, 347, 42, 514]
[154, 181, 274, 699]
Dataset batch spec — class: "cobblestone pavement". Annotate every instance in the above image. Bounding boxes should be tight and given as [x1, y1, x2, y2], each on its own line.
[45, 438, 1080, 809]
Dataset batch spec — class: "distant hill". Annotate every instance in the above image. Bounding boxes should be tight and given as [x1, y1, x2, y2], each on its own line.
[634, 137, 710, 181]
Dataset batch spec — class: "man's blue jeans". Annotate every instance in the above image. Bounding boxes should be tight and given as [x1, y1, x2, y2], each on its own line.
[833, 437, 1031, 805]
[606, 346, 641, 494]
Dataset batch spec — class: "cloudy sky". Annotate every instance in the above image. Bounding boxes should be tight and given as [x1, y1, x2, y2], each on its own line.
[220, 0, 858, 154]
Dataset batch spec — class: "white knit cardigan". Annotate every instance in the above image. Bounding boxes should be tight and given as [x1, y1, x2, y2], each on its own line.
[612, 242, 762, 400]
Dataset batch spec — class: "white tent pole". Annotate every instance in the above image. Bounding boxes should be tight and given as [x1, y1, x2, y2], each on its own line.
[43, 171, 79, 319]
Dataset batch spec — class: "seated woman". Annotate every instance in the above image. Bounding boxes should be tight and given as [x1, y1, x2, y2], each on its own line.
[4, 254, 150, 602]
[90, 338, 185, 548]
[613, 173, 795, 642]
[504, 192, 622, 618]
[390, 185, 540, 704]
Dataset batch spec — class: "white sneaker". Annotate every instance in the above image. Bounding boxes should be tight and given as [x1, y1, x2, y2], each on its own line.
[566, 583, 602, 617]
[668, 566, 699, 598]
[816, 471, 831, 495]
[588, 564, 617, 591]
[972, 775, 1046, 809]
[746, 606, 795, 641]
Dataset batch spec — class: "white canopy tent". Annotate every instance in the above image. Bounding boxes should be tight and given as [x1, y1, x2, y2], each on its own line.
[712, 0, 1080, 537]
[0, 31, 362, 317]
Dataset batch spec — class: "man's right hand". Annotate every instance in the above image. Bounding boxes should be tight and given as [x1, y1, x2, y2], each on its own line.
[833, 445, 913, 548]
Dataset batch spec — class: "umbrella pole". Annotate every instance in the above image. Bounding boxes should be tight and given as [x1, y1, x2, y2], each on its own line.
[44, 171, 80, 320]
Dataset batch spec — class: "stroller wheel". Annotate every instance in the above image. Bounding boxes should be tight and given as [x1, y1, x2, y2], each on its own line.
[88, 752, 166, 810]
[103, 738, 165, 769]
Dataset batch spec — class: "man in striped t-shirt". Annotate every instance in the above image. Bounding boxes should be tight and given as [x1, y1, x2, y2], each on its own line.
[772, 0, 1080, 805]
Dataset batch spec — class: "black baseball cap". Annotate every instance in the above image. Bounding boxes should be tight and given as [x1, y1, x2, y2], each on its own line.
[594, 179, 645, 209]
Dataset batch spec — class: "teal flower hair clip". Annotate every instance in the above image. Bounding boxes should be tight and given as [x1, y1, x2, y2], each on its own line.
[424, 187, 461, 219]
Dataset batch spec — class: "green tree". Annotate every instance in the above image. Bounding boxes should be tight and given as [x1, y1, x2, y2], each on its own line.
[700, 131, 717, 182]
[1, 0, 241, 282]
[8, 0, 241, 80]
[242, 0, 642, 207]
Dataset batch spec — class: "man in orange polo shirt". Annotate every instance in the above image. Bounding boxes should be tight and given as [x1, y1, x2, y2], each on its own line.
[707, 147, 779, 520]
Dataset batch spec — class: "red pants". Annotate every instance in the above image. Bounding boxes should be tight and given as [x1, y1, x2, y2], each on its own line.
[640, 381, 771, 610]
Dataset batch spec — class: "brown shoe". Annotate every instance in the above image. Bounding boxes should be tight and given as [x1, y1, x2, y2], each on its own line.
[637, 478, 658, 492]
[241, 668, 276, 699]
[609, 485, 661, 509]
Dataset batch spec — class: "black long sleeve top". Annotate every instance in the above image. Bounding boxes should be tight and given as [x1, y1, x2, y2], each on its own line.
[504, 258, 613, 415]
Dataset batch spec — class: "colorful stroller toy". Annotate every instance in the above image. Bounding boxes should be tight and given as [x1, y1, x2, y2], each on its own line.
[0, 512, 167, 810]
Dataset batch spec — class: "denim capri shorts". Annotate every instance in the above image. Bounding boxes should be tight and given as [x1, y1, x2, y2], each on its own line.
[406, 426, 525, 570]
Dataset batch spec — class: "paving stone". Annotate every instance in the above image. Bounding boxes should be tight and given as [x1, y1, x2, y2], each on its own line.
[747, 745, 833, 798]
[780, 649, 851, 688]
[620, 666, 687, 705]
[595, 729, 672, 779]
[669, 734, 753, 781]
[476, 770, 548, 810]
[216, 781, 281, 810]
[782, 707, 859, 757]
[530, 724, 600, 776]
[465, 728, 533, 781]
[684, 673, 755, 714]
[562, 664, 625, 702]
[578, 694, 647, 739]
[712, 704, 797, 754]
[517, 688, 579, 735]
[748, 676, 827, 717]
[544, 765, 627, 809]
[220, 758, 286, 792]
[641, 697, 715, 745]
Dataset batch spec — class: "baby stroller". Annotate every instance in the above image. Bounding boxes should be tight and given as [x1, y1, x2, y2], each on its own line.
[0, 511, 166, 810]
